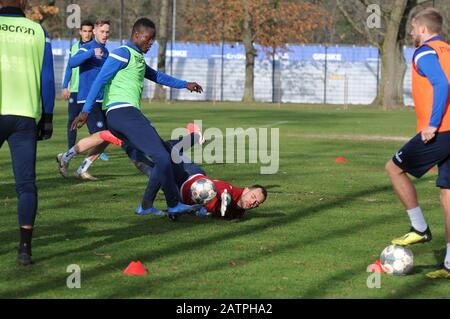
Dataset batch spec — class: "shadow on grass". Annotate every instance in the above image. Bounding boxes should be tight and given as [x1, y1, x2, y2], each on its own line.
[0, 180, 405, 298]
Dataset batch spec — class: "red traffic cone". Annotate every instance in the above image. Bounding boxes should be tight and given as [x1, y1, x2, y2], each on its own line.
[123, 261, 147, 276]
[335, 156, 347, 163]
[368, 259, 385, 273]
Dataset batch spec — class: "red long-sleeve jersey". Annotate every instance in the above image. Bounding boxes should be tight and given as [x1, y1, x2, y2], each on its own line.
[181, 174, 246, 218]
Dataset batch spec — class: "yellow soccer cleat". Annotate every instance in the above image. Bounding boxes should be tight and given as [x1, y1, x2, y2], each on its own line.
[391, 227, 432, 246]
[426, 267, 450, 279]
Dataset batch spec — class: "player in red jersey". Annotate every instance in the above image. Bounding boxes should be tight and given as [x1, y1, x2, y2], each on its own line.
[179, 173, 267, 219]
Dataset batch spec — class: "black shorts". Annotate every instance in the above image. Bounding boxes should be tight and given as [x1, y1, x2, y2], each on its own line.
[392, 131, 450, 188]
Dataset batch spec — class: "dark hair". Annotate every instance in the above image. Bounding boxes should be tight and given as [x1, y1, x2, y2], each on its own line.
[80, 20, 94, 29]
[413, 7, 443, 35]
[132, 18, 156, 35]
[95, 19, 111, 27]
[250, 185, 268, 201]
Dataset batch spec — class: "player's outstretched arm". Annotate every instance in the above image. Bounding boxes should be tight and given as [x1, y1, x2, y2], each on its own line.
[145, 65, 203, 93]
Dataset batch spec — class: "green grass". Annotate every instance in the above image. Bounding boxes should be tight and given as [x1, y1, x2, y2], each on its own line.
[0, 101, 448, 298]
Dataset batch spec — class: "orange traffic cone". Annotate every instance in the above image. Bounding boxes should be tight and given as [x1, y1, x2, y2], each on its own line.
[123, 261, 148, 276]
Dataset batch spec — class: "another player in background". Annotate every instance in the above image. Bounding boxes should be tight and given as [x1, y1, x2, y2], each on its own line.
[0, 0, 55, 265]
[385, 8, 450, 279]
[63, 19, 111, 180]
[61, 20, 94, 150]
[71, 18, 204, 217]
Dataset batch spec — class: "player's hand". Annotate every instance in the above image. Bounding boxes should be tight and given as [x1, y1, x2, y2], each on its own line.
[37, 113, 53, 141]
[62, 88, 70, 100]
[94, 48, 103, 58]
[186, 82, 203, 94]
[71, 112, 88, 131]
[421, 126, 437, 144]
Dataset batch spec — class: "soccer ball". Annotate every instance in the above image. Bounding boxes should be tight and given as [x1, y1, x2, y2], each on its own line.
[190, 178, 217, 205]
[380, 245, 414, 276]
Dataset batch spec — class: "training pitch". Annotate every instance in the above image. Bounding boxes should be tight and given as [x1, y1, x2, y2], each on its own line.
[0, 101, 448, 298]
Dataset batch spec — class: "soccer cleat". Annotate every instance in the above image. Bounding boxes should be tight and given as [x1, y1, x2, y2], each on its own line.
[56, 153, 69, 178]
[195, 207, 208, 218]
[135, 205, 165, 216]
[99, 153, 109, 161]
[167, 202, 202, 217]
[391, 227, 432, 246]
[426, 266, 450, 279]
[16, 252, 33, 266]
[75, 171, 98, 181]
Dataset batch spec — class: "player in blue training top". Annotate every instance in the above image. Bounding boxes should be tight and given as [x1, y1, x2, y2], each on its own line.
[65, 19, 111, 180]
[61, 20, 94, 150]
[71, 18, 204, 217]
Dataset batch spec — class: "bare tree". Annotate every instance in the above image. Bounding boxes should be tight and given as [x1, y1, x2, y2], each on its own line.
[153, 0, 170, 102]
[337, 0, 421, 109]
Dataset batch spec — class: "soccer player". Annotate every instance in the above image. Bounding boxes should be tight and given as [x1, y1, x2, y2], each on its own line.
[385, 8, 450, 279]
[138, 158, 268, 219]
[65, 19, 111, 180]
[61, 20, 94, 149]
[71, 18, 204, 217]
[0, 0, 55, 265]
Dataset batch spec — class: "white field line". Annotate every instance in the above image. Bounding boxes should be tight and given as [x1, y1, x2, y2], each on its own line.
[284, 133, 410, 142]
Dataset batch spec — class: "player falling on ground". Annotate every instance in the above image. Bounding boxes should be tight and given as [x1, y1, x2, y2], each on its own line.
[385, 8, 450, 279]
[57, 124, 267, 219]
[62, 19, 111, 181]
[61, 20, 94, 150]
[71, 18, 204, 217]
[125, 123, 267, 219]
[137, 150, 268, 220]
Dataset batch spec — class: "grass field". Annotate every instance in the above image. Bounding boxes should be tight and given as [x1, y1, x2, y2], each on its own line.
[0, 101, 448, 299]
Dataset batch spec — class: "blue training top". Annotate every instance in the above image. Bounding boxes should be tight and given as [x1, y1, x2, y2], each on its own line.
[69, 39, 109, 104]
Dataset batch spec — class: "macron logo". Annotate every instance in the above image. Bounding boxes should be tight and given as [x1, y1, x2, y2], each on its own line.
[395, 152, 403, 163]
[0, 24, 35, 35]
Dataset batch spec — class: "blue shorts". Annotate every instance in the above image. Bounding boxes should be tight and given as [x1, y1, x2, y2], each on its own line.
[392, 131, 450, 188]
[81, 102, 107, 134]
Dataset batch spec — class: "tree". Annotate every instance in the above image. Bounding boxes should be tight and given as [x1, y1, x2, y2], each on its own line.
[336, 0, 422, 109]
[185, 0, 329, 102]
[153, 0, 170, 102]
[25, 0, 59, 24]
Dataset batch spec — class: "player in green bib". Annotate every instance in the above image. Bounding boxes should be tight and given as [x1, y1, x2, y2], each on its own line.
[0, 0, 55, 266]
[72, 18, 204, 216]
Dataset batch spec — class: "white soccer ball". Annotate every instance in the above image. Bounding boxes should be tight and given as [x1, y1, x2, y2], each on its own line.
[190, 178, 217, 205]
[380, 245, 414, 276]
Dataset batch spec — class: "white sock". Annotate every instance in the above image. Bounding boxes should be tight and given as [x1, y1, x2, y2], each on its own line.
[407, 207, 428, 233]
[445, 243, 450, 270]
[62, 147, 77, 163]
[77, 158, 93, 174]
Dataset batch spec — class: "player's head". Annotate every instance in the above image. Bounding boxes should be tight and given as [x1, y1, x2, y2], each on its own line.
[131, 18, 156, 54]
[0, 0, 26, 9]
[411, 8, 443, 48]
[79, 20, 94, 43]
[237, 185, 267, 210]
[93, 19, 110, 45]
